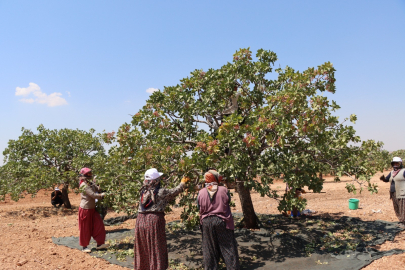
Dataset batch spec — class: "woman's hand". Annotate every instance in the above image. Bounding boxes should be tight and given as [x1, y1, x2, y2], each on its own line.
[379, 175, 385, 181]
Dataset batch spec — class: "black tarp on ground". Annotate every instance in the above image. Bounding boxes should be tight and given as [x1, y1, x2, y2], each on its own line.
[52, 214, 405, 269]
[103, 214, 137, 226]
[53, 229, 135, 269]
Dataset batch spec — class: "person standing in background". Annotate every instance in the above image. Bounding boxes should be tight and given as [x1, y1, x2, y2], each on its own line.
[381, 157, 405, 226]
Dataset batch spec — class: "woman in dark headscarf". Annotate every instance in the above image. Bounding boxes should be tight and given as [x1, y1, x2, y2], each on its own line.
[197, 170, 240, 270]
[134, 168, 189, 270]
[381, 157, 405, 225]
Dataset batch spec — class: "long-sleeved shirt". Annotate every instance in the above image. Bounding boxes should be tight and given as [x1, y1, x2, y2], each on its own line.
[138, 182, 185, 213]
[80, 182, 103, 209]
[383, 171, 405, 193]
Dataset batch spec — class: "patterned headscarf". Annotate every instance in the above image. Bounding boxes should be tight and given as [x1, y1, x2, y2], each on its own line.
[140, 177, 161, 211]
[204, 170, 222, 199]
[205, 170, 221, 184]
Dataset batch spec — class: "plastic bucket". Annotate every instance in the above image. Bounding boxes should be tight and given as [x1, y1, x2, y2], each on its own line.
[348, 198, 359, 210]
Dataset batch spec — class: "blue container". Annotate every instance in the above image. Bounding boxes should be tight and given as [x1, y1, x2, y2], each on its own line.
[290, 211, 300, 217]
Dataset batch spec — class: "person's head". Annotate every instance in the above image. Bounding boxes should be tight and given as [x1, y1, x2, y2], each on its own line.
[79, 167, 93, 179]
[144, 168, 163, 185]
[391, 157, 403, 170]
[55, 187, 60, 192]
[204, 170, 223, 184]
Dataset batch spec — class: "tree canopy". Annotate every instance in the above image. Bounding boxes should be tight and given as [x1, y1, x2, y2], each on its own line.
[0, 125, 105, 207]
[98, 48, 384, 228]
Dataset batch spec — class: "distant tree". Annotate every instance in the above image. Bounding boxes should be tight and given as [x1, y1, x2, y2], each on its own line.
[98, 48, 384, 229]
[0, 125, 105, 208]
[0, 166, 7, 201]
[319, 140, 386, 196]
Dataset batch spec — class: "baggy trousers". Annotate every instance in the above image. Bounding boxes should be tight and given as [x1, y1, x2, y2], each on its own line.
[201, 216, 240, 270]
[78, 207, 106, 247]
[391, 192, 405, 224]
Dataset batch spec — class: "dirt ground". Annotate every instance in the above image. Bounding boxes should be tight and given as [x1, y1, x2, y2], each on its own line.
[1, 171, 405, 269]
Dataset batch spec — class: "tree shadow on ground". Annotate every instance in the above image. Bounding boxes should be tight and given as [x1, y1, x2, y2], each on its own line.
[165, 214, 405, 269]
[5, 206, 78, 219]
[106, 228, 133, 234]
[316, 212, 345, 219]
[53, 213, 405, 270]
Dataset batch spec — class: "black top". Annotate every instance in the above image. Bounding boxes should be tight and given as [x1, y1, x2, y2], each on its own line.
[383, 171, 405, 193]
[51, 190, 63, 202]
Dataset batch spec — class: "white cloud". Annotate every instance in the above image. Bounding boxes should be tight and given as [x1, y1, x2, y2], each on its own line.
[19, 98, 35, 104]
[66, 91, 71, 97]
[15, 83, 68, 107]
[146, 88, 159, 94]
[15, 82, 40, 96]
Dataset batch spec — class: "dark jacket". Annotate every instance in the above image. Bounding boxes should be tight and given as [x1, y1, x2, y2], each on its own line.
[51, 191, 63, 202]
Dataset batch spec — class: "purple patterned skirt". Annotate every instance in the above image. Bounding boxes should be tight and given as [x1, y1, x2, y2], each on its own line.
[134, 212, 167, 270]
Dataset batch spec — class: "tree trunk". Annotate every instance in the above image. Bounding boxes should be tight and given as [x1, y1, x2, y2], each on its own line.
[61, 183, 72, 209]
[236, 181, 259, 229]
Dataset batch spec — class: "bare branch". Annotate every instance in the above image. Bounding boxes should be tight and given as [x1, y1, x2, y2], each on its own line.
[193, 118, 213, 128]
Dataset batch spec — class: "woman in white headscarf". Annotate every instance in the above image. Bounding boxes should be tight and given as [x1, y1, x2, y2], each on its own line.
[134, 168, 189, 270]
[381, 157, 405, 225]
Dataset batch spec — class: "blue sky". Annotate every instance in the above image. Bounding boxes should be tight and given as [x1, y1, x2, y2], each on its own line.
[0, 1, 404, 164]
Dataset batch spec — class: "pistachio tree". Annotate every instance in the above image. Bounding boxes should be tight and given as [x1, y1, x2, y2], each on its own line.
[100, 48, 383, 228]
[0, 125, 105, 208]
[95, 126, 201, 220]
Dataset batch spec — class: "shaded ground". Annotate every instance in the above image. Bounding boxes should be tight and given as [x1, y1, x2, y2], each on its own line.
[53, 214, 405, 269]
[2, 172, 405, 269]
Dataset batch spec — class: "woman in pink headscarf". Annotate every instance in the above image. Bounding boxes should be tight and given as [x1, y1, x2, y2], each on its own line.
[78, 167, 109, 253]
